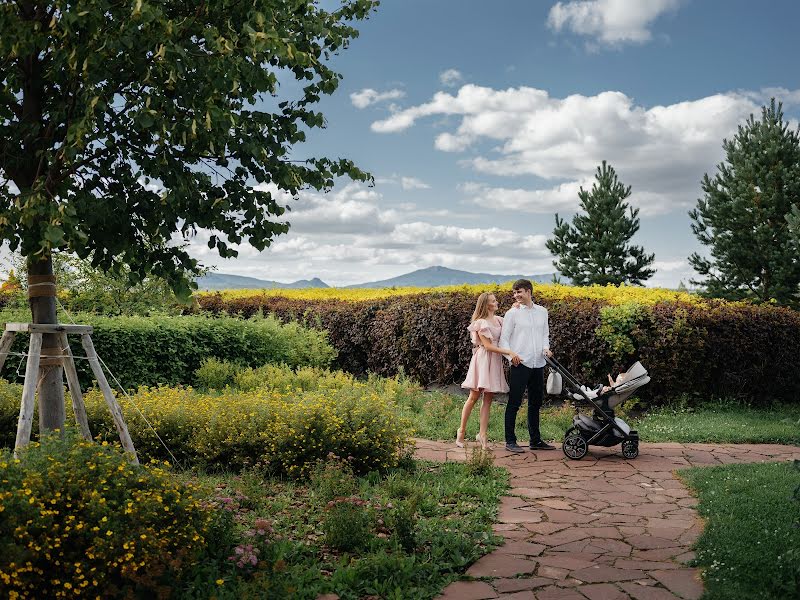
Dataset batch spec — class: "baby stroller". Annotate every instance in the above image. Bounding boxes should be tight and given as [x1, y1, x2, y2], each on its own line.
[544, 356, 650, 460]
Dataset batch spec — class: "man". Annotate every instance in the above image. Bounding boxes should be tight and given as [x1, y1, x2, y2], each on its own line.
[498, 279, 555, 453]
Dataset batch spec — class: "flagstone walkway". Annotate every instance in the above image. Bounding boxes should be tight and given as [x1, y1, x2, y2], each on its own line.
[414, 439, 800, 600]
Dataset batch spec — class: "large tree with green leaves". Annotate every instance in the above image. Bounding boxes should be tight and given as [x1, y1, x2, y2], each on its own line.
[689, 100, 800, 305]
[0, 0, 377, 431]
[546, 161, 655, 286]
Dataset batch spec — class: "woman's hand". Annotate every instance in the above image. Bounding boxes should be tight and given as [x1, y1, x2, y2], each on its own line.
[510, 352, 521, 366]
[543, 348, 553, 358]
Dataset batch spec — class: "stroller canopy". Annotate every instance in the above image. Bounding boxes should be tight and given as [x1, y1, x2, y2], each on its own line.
[608, 361, 650, 408]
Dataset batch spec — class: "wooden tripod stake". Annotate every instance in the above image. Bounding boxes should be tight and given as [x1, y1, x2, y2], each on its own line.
[0, 323, 139, 465]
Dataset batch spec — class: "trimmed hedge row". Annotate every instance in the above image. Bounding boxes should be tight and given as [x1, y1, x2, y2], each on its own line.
[196, 290, 800, 405]
[0, 312, 335, 389]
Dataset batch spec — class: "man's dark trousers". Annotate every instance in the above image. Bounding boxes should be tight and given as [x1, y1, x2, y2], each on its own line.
[505, 364, 544, 445]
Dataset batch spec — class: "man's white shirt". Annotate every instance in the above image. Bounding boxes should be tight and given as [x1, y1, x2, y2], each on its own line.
[498, 303, 550, 369]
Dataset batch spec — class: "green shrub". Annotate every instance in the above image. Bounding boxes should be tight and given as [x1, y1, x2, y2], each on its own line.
[323, 497, 373, 552]
[195, 357, 239, 390]
[0, 311, 336, 390]
[309, 455, 358, 504]
[0, 432, 213, 598]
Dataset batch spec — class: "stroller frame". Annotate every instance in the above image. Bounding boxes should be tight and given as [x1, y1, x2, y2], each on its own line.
[545, 355, 643, 460]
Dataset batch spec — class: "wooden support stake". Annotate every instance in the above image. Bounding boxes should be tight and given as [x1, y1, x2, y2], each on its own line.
[81, 334, 139, 465]
[0, 329, 16, 374]
[14, 332, 42, 455]
[60, 333, 92, 441]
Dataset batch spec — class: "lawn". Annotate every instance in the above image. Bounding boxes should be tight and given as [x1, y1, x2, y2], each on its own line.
[175, 455, 508, 599]
[679, 461, 800, 600]
[399, 390, 800, 446]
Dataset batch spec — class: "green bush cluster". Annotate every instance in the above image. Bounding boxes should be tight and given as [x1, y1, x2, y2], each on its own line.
[196, 291, 800, 405]
[0, 433, 214, 599]
[0, 311, 336, 389]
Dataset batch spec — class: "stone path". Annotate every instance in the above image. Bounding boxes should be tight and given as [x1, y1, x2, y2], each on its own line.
[415, 439, 800, 600]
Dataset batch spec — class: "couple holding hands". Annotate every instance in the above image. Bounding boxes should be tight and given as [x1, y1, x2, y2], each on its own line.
[457, 279, 555, 453]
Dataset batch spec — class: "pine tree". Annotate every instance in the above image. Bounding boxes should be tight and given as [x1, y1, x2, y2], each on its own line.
[689, 100, 800, 305]
[546, 161, 655, 286]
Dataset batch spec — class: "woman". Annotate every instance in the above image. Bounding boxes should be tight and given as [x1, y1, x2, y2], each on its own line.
[458, 292, 519, 449]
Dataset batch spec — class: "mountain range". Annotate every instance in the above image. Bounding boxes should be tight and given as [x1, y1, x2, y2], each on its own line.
[195, 266, 556, 290]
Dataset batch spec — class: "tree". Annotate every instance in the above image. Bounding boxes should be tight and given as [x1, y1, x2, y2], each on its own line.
[689, 100, 800, 305]
[788, 204, 800, 243]
[546, 161, 655, 286]
[0, 0, 377, 432]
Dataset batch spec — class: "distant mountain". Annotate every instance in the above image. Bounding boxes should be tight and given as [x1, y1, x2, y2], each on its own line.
[196, 272, 329, 291]
[345, 266, 557, 288]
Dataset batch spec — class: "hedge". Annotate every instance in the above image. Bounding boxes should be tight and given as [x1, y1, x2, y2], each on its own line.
[0, 312, 335, 390]
[195, 289, 800, 405]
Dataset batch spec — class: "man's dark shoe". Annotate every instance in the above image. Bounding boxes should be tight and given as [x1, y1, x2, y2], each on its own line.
[505, 443, 526, 453]
[529, 441, 556, 451]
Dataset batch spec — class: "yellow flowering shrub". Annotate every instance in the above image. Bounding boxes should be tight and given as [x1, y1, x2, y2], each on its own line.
[199, 281, 708, 306]
[0, 433, 212, 599]
[75, 366, 413, 477]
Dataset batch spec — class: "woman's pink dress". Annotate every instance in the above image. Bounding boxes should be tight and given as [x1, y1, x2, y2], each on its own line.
[461, 316, 509, 393]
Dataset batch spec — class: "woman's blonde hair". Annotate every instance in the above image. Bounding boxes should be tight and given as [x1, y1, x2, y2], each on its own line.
[471, 292, 495, 322]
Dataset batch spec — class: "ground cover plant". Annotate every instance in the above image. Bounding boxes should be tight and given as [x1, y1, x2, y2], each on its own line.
[175, 456, 508, 599]
[679, 461, 800, 600]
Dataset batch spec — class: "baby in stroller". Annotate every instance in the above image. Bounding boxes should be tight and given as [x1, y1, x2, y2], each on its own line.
[574, 372, 627, 400]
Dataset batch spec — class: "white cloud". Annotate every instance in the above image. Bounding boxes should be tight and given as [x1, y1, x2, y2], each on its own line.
[350, 87, 406, 109]
[439, 69, 463, 87]
[460, 181, 587, 215]
[370, 84, 800, 216]
[400, 176, 431, 190]
[547, 0, 682, 47]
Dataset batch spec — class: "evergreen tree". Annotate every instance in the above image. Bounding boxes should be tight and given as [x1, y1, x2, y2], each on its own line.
[689, 100, 800, 305]
[788, 204, 800, 243]
[546, 161, 655, 286]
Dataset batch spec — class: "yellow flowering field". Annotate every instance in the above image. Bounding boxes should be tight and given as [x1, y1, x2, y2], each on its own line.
[199, 281, 710, 306]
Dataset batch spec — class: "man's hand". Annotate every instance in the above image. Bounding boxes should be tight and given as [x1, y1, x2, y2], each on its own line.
[544, 349, 553, 358]
[510, 352, 521, 366]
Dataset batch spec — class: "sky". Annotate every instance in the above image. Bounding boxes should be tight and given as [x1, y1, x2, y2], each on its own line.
[9, 0, 800, 288]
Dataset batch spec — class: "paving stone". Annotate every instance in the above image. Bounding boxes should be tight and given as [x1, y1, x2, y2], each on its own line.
[496, 591, 536, 600]
[536, 585, 589, 599]
[537, 565, 571, 580]
[579, 583, 629, 600]
[536, 554, 597, 571]
[436, 580, 498, 600]
[493, 577, 553, 593]
[533, 528, 590, 546]
[466, 555, 539, 578]
[497, 541, 547, 556]
[619, 581, 685, 600]
[571, 565, 645, 584]
[649, 569, 704, 600]
[627, 535, 681, 550]
[316, 595, 340, 600]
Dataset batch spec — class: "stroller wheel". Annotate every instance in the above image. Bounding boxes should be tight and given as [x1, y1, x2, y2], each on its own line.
[562, 428, 588, 460]
[621, 440, 639, 459]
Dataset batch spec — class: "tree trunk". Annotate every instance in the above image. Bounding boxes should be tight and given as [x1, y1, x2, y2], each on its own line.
[27, 255, 65, 433]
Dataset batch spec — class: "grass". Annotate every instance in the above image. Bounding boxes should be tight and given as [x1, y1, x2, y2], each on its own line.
[679, 461, 800, 600]
[174, 456, 508, 599]
[398, 390, 800, 446]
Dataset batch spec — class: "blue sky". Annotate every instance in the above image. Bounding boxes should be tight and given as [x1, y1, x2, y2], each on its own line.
[190, 0, 800, 287]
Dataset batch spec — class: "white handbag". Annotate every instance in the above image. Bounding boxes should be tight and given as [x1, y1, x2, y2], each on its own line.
[546, 370, 563, 395]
